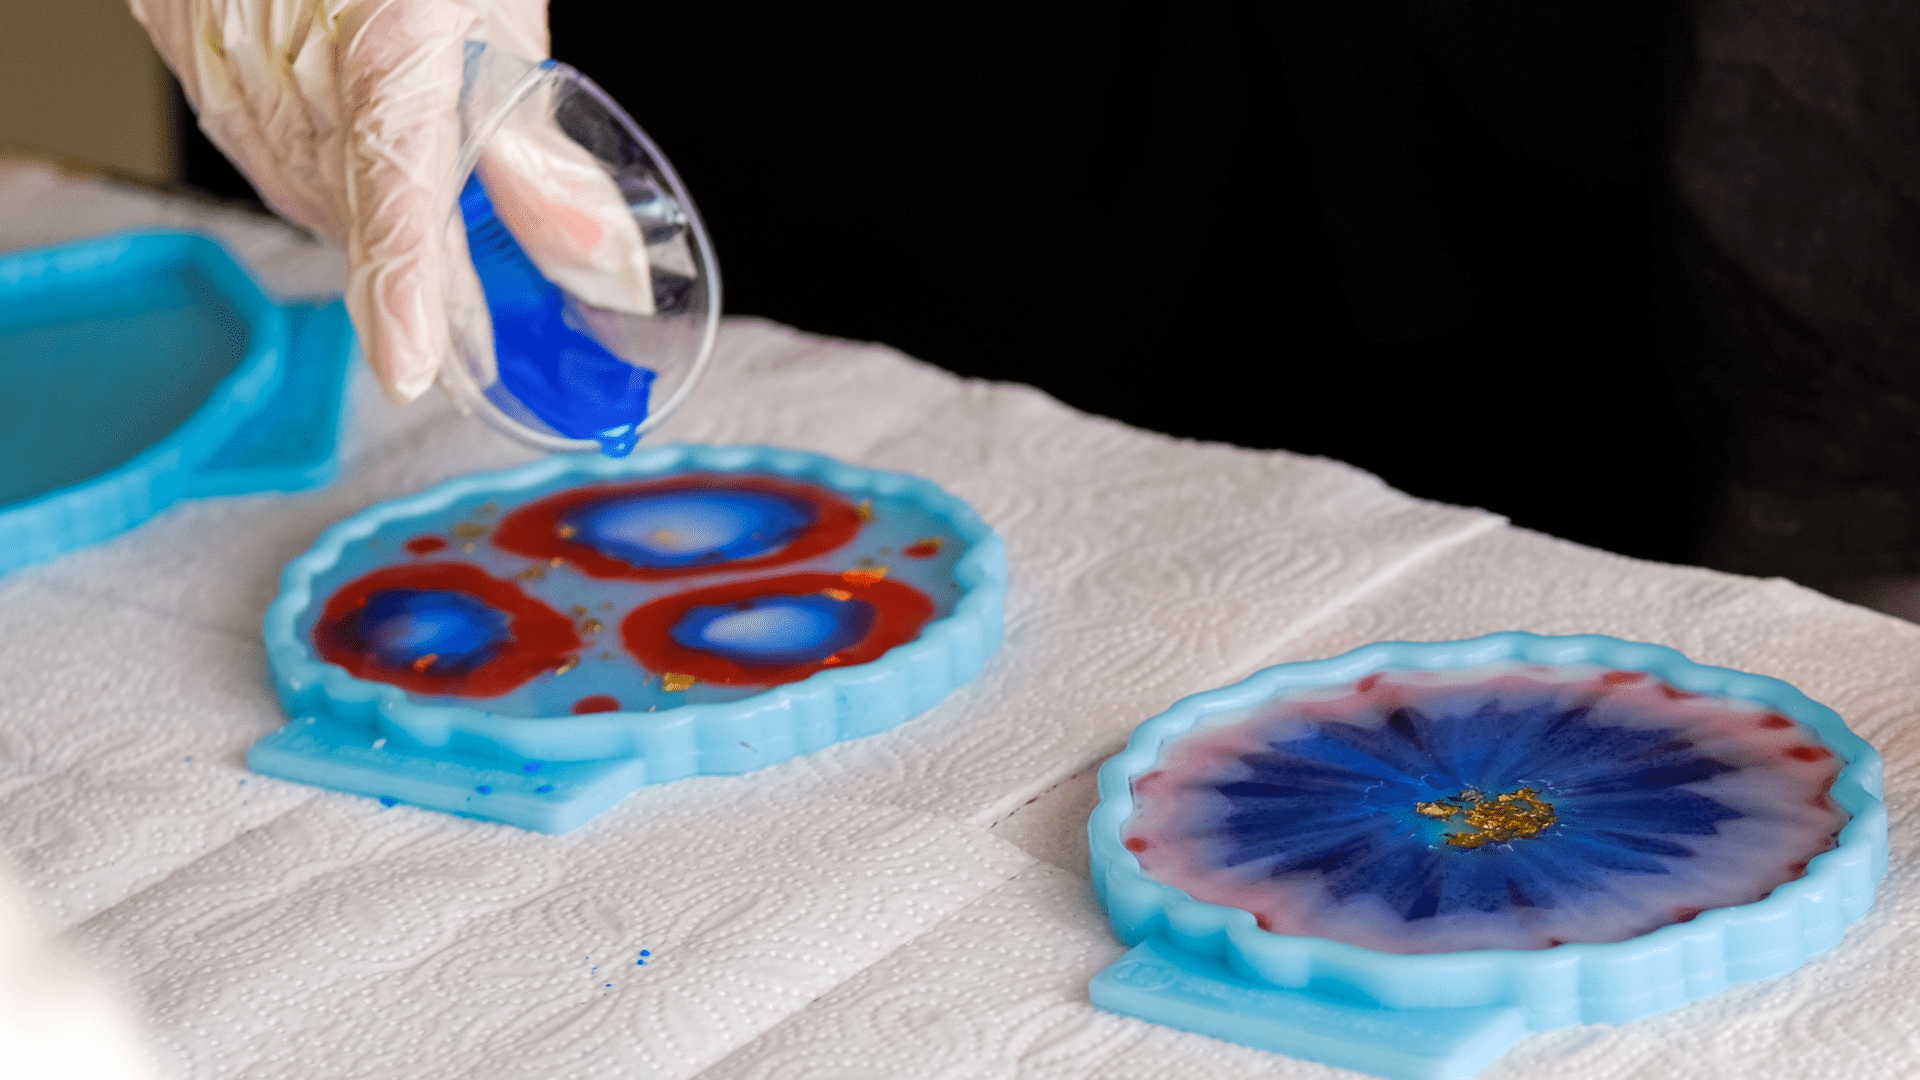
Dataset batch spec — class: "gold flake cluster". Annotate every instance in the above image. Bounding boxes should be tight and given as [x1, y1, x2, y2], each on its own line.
[1415, 787, 1558, 850]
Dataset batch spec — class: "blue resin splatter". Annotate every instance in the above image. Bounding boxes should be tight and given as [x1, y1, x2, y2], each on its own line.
[351, 589, 513, 676]
[670, 593, 877, 667]
[562, 488, 813, 569]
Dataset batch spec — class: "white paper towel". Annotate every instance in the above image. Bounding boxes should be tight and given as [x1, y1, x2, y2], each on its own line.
[1, 157, 1913, 1080]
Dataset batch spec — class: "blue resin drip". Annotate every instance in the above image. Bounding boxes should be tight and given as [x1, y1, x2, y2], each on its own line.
[671, 594, 876, 666]
[563, 489, 814, 569]
[353, 588, 513, 675]
[459, 175, 653, 457]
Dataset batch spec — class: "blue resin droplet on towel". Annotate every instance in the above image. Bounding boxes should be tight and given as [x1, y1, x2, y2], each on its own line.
[459, 175, 653, 457]
[671, 594, 876, 666]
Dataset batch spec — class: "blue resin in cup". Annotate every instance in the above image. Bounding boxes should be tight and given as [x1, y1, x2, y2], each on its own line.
[441, 43, 720, 457]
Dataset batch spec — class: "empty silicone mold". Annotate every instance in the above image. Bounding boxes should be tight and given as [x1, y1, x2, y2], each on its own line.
[1088, 633, 1886, 1080]
[0, 230, 354, 573]
[253, 444, 1007, 832]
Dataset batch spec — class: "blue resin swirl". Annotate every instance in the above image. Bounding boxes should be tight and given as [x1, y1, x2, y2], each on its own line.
[670, 594, 876, 666]
[562, 489, 814, 569]
[351, 589, 514, 676]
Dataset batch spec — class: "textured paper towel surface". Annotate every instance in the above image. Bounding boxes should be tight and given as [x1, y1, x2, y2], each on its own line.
[1, 158, 1914, 1080]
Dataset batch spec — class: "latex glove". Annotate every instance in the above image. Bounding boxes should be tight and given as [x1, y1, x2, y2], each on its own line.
[130, 0, 653, 402]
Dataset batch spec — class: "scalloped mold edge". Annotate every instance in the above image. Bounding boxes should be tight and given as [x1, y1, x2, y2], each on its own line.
[1087, 632, 1888, 1080]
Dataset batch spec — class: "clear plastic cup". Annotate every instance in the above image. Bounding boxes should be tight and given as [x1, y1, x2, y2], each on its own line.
[440, 43, 720, 457]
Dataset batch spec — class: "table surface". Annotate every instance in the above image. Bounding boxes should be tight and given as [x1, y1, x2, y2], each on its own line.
[0, 157, 1914, 1080]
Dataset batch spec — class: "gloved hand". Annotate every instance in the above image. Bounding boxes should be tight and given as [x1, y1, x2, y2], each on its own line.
[130, 0, 653, 403]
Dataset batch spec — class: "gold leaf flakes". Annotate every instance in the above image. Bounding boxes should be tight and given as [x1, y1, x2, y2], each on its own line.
[1429, 787, 1558, 850]
[452, 522, 487, 539]
[821, 588, 853, 601]
[662, 672, 696, 693]
[842, 566, 889, 585]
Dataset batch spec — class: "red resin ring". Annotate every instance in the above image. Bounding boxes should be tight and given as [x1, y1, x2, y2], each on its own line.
[622, 572, 937, 686]
[313, 563, 581, 697]
[492, 474, 863, 580]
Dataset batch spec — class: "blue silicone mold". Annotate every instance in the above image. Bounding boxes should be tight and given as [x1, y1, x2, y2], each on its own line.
[253, 444, 1008, 832]
[0, 231, 354, 573]
[1088, 633, 1887, 1080]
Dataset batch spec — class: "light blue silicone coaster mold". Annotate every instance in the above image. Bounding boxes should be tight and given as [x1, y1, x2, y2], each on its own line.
[0, 230, 355, 574]
[1088, 633, 1887, 1080]
[253, 444, 1008, 833]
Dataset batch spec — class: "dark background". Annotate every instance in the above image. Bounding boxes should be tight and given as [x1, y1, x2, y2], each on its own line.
[176, 1, 1920, 595]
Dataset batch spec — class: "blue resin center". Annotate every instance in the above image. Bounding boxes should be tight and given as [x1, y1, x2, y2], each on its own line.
[352, 589, 514, 675]
[563, 489, 814, 569]
[1214, 700, 1743, 921]
[671, 594, 876, 666]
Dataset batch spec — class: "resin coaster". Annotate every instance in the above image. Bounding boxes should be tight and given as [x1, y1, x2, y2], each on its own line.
[0, 231, 354, 574]
[253, 445, 1007, 832]
[1088, 633, 1887, 1080]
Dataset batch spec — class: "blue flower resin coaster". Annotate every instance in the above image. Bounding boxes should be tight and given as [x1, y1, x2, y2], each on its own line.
[1088, 633, 1887, 1080]
[253, 445, 1007, 832]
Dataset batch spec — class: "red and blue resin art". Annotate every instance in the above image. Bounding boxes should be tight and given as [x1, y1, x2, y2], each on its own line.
[307, 472, 941, 707]
[1124, 662, 1851, 954]
[255, 446, 1007, 832]
[492, 474, 863, 580]
[313, 562, 581, 697]
[1088, 635, 1884, 1080]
